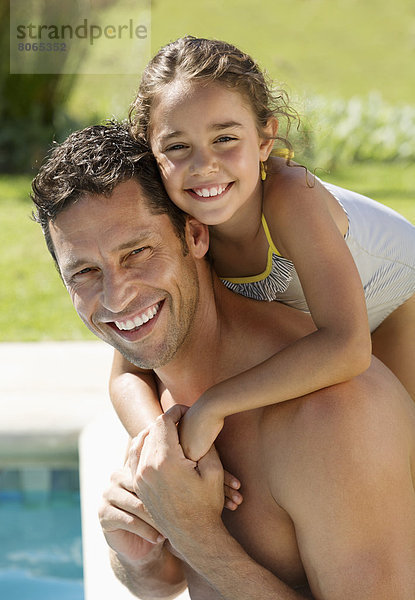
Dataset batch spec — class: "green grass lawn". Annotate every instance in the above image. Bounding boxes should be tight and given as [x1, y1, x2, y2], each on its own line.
[66, 0, 415, 125]
[322, 163, 415, 223]
[2, 163, 414, 341]
[2, 176, 95, 341]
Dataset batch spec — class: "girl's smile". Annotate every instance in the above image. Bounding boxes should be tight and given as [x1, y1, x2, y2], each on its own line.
[149, 81, 275, 226]
[186, 182, 234, 201]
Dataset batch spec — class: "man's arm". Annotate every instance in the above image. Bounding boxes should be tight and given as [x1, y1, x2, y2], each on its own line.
[275, 379, 415, 600]
[130, 406, 309, 600]
[109, 545, 186, 600]
[99, 466, 186, 599]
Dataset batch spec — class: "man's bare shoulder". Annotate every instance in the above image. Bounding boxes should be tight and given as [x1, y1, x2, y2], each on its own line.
[261, 358, 415, 599]
[263, 357, 415, 503]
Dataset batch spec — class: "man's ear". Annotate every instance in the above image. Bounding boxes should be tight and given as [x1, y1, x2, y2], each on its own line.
[186, 217, 209, 258]
[259, 117, 279, 161]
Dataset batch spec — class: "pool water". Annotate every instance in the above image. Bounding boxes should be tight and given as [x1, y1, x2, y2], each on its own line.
[0, 468, 84, 599]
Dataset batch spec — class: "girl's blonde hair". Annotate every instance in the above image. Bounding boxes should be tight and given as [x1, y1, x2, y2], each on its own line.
[129, 35, 298, 155]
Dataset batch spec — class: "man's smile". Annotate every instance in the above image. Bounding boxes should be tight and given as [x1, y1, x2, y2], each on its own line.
[104, 300, 164, 341]
[114, 301, 161, 331]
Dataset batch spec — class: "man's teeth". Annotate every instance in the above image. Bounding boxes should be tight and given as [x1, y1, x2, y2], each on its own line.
[193, 184, 227, 198]
[115, 304, 159, 331]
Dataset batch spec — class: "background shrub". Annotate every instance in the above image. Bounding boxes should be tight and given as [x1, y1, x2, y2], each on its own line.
[295, 94, 415, 170]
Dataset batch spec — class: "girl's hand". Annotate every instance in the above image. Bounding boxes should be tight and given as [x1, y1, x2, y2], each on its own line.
[179, 398, 224, 461]
[223, 470, 243, 511]
[178, 401, 243, 510]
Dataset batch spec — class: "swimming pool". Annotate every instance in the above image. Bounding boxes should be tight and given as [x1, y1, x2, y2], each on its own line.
[0, 467, 84, 599]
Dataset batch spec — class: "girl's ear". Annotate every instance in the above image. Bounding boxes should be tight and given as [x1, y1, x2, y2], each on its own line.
[186, 217, 210, 258]
[259, 117, 279, 160]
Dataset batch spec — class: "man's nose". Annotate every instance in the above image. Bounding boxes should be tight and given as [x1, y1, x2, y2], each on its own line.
[189, 147, 218, 177]
[101, 268, 137, 314]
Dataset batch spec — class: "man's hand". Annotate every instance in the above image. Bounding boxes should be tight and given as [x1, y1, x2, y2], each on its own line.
[129, 404, 225, 554]
[99, 465, 165, 563]
[128, 406, 307, 600]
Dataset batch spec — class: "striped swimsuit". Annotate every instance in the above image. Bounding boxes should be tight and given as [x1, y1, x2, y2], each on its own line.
[222, 181, 415, 332]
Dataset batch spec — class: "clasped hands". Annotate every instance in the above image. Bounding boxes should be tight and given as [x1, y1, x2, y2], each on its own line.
[99, 404, 242, 564]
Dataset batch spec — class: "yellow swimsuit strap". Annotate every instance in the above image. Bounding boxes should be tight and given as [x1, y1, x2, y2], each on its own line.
[261, 213, 282, 257]
[221, 214, 281, 284]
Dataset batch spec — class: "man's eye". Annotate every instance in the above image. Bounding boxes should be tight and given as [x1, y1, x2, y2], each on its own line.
[68, 267, 94, 284]
[130, 247, 149, 256]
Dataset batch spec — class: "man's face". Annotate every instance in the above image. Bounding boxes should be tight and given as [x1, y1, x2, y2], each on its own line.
[49, 179, 200, 368]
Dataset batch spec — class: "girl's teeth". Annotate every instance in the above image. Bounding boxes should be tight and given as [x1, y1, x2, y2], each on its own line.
[194, 185, 226, 198]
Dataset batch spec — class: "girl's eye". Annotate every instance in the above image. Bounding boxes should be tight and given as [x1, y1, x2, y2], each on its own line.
[215, 136, 237, 144]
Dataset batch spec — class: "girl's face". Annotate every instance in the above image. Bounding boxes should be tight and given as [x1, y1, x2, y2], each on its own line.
[149, 81, 275, 226]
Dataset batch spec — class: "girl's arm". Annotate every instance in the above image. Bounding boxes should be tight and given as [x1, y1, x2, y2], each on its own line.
[109, 349, 162, 438]
[180, 166, 372, 461]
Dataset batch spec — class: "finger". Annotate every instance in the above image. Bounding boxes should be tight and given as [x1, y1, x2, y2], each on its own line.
[197, 445, 223, 483]
[101, 480, 162, 534]
[223, 469, 241, 490]
[129, 428, 150, 458]
[224, 487, 243, 513]
[151, 405, 194, 461]
[100, 504, 162, 543]
[163, 403, 189, 425]
[108, 466, 135, 493]
[224, 498, 239, 511]
[129, 428, 150, 475]
[224, 484, 243, 504]
[105, 479, 144, 515]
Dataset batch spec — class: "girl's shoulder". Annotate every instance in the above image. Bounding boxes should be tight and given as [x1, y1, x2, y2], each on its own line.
[262, 159, 349, 254]
[263, 158, 323, 220]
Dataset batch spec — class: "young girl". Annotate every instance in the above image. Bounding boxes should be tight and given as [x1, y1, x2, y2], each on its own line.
[111, 36, 415, 480]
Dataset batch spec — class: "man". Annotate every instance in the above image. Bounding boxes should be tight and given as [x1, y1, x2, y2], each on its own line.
[32, 123, 415, 599]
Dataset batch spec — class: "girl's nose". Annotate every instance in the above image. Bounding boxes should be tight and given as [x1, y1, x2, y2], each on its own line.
[189, 147, 219, 177]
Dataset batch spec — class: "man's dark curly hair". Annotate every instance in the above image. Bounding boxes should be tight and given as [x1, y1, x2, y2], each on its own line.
[31, 121, 187, 271]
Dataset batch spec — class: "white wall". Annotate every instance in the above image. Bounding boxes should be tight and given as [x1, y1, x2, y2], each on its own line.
[79, 408, 190, 600]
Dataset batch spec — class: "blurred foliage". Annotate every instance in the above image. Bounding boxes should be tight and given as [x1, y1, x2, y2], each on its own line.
[0, 0, 84, 173]
[2, 0, 415, 173]
[148, 0, 415, 106]
[0, 174, 95, 340]
[293, 93, 415, 171]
